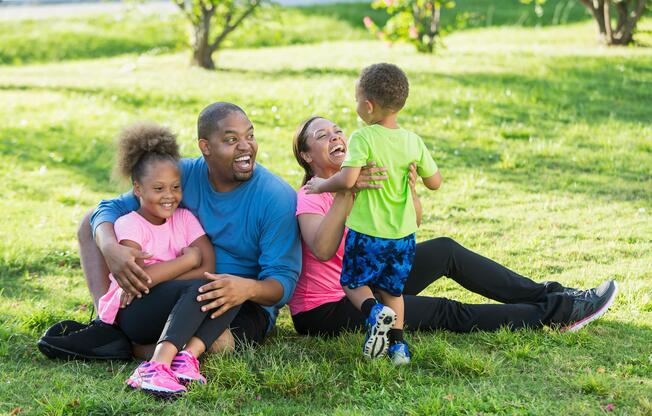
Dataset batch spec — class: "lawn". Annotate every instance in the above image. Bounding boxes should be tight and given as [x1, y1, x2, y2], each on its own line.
[0, 1, 651, 414]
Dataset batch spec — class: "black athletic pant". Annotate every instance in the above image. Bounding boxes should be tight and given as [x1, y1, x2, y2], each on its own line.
[292, 237, 575, 336]
[117, 279, 240, 351]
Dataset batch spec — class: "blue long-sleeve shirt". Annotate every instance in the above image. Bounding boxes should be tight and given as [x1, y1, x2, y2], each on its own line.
[90, 157, 301, 332]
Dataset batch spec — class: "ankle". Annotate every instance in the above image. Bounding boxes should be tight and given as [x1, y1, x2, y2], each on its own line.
[360, 298, 378, 317]
[388, 328, 404, 345]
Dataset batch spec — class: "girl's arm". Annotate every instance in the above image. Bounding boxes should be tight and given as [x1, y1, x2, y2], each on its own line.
[305, 166, 362, 194]
[119, 239, 201, 287]
[298, 192, 354, 261]
[175, 235, 216, 279]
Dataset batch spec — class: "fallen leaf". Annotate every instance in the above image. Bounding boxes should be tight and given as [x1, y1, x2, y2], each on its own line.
[10, 408, 22, 416]
[444, 393, 455, 401]
[597, 367, 605, 373]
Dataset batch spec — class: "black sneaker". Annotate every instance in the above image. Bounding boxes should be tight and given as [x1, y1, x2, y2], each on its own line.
[37, 319, 132, 360]
[563, 280, 618, 333]
[43, 320, 88, 337]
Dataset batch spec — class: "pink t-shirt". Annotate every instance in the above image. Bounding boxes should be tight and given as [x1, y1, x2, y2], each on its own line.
[288, 187, 347, 315]
[97, 208, 206, 324]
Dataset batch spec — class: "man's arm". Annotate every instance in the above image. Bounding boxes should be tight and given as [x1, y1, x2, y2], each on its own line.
[92, 192, 152, 297]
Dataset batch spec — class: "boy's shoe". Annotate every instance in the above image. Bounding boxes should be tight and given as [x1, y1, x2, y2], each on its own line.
[563, 280, 618, 333]
[363, 304, 396, 359]
[171, 350, 206, 385]
[37, 319, 132, 360]
[126, 361, 187, 397]
[388, 341, 411, 365]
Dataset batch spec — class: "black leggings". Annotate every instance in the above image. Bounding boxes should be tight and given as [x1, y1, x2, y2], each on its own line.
[117, 279, 240, 351]
[292, 237, 575, 336]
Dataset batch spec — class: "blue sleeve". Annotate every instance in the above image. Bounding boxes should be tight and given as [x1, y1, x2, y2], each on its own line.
[89, 191, 140, 238]
[257, 184, 302, 307]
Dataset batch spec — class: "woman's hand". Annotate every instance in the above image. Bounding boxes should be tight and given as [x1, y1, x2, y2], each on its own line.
[352, 161, 388, 193]
[182, 246, 202, 269]
[408, 163, 423, 227]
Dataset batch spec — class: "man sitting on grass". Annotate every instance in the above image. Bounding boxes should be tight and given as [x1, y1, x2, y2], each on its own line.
[38, 102, 301, 359]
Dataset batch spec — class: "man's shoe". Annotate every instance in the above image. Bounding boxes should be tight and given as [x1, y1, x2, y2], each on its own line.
[563, 280, 618, 333]
[171, 351, 206, 385]
[43, 320, 88, 337]
[387, 341, 411, 365]
[37, 319, 132, 360]
[126, 361, 187, 397]
[363, 304, 396, 359]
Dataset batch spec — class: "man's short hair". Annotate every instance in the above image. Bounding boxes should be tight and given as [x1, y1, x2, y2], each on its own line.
[197, 102, 246, 140]
[358, 63, 409, 111]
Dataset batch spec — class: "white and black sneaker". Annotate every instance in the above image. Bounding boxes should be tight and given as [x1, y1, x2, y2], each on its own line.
[563, 280, 618, 332]
[363, 304, 396, 359]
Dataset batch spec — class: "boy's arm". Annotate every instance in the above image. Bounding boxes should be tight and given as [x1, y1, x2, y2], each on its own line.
[305, 166, 362, 194]
[422, 171, 442, 190]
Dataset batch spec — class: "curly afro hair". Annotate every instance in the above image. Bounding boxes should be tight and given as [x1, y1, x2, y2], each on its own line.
[115, 122, 180, 183]
[358, 63, 409, 112]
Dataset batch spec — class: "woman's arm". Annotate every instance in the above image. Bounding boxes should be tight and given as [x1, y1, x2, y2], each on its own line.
[298, 191, 354, 261]
[119, 239, 201, 287]
[175, 235, 216, 279]
[408, 163, 423, 227]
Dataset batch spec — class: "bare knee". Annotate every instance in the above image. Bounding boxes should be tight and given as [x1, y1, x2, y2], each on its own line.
[77, 209, 94, 245]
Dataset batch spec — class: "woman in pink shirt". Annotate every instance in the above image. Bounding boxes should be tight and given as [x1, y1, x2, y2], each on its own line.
[289, 116, 617, 337]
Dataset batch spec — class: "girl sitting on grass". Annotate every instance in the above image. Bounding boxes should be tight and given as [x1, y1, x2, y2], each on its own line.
[97, 122, 239, 397]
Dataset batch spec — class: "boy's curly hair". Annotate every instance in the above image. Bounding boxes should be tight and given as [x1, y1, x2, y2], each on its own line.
[115, 122, 180, 183]
[358, 63, 409, 112]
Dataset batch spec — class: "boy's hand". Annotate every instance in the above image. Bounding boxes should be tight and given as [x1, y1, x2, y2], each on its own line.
[352, 161, 387, 192]
[305, 176, 326, 194]
[182, 246, 202, 268]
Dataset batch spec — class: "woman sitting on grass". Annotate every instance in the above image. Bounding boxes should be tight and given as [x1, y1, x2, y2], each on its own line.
[290, 116, 618, 339]
[97, 122, 239, 397]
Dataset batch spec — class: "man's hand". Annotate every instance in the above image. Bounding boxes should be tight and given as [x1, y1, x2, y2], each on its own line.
[352, 161, 387, 192]
[104, 242, 152, 297]
[120, 290, 135, 308]
[197, 273, 256, 319]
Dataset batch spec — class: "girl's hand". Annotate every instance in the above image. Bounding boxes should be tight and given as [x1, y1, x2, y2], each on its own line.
[305, 176, 326, 194]
[120, 290, 135, 308]
[182, 246, 202, 268]
[352, 161, 387, 193]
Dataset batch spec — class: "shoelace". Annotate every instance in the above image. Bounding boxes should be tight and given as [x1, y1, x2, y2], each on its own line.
[178, 352, 200, 372]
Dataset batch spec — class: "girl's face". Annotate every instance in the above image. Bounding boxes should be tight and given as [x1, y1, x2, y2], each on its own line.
[302, 118, 347, 176]
[134, 160, 182, 225]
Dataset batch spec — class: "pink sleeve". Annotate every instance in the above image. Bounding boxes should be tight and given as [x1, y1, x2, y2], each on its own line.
[296, 186, 328, 216]
[179, 209, 206, 246]
[114, 214, 145, 248]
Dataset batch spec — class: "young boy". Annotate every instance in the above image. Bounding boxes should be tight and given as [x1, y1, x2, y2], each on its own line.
[305, 63, 442, 364]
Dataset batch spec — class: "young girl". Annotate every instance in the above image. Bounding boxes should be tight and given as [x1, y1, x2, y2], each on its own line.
[97, 122, 239, 397]
[305, 63, 442, 365]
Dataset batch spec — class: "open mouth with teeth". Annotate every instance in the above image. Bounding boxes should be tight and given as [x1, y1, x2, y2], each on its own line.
[234, 154, 253, 172]
[329, 144, 346, 158]
[160, 202, 175, 210]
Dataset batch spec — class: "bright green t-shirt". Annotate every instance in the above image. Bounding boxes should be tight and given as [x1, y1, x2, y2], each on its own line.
[342, 124, 438, 239]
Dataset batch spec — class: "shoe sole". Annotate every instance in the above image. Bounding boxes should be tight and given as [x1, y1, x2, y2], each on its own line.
[126, 379, 185, 398]
[37, 339, 131, 361]
[563, 281, 618, 333]
[363, 308, 396, 359]
[176, 374, 206, 385]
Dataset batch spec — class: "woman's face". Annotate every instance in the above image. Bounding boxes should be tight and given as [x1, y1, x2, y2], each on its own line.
[303, 118, 347, 174]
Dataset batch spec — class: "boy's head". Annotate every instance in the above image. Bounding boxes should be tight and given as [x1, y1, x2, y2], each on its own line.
[355, 63, 409, 124]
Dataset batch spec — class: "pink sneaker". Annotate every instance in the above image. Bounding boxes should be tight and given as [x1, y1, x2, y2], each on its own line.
[125, 361, 187, 397]
[171, 351, 206, 385]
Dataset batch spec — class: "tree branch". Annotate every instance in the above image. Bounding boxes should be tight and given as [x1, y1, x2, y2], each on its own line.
[209, 0, 261, 52]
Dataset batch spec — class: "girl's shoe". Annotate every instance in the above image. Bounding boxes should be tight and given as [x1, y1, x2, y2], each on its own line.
[126, 361, 187, 397]
[363, 304, 396, 359]
[171, 350, 206, 385]
[388, 341, 411, 365]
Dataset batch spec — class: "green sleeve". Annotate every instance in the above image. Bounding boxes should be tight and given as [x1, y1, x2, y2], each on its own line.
[416, 135, 438, 178]
[342, 130, 370, 167]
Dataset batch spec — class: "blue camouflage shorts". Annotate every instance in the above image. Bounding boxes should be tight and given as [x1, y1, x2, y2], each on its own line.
[340, 229, 416, 296]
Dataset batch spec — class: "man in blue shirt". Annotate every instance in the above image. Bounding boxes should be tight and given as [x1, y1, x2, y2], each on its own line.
[43, 102, 301, 357]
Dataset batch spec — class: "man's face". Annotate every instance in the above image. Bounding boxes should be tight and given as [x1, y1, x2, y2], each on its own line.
[201, 111, 258, 190]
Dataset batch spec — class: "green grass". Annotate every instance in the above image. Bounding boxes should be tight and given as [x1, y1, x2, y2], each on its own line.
[1, 2, 652, 414]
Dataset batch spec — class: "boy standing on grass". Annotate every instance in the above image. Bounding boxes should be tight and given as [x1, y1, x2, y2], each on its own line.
[305, 63, 442, 364]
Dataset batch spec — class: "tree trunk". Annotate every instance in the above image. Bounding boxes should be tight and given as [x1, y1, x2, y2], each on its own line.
[577, 0, 646, 46]
[191, 11, 215, 69]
